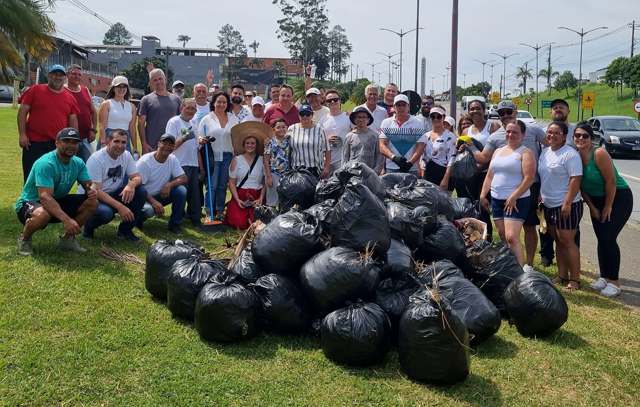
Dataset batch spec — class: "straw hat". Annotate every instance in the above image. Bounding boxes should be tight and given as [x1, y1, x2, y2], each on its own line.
[231, 121, 271, 155]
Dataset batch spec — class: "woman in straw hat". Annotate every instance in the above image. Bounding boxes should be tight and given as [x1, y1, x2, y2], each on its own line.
[98, 75, 137, 154]
[225, 122, 270, 229]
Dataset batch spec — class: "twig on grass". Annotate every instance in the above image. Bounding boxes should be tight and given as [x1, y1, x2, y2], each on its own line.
[99, 244, 145, 266]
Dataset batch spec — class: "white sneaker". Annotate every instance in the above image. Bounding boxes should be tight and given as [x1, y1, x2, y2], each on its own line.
[590, 277, 607, 291]
[600, 283, 621, 298]
[523, 264, 535, 273]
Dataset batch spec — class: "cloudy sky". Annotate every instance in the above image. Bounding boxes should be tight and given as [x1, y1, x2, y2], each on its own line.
[49, 0, 639, 94]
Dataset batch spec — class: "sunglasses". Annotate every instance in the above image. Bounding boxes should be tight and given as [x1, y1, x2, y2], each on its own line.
[498, 109, 514, 116]
[326, 98, 340, 103]
[245, 94, 253, 97]
[422, 101, 434, 106]
[573, 132, 591, 140]
[429, 114, 443, 120]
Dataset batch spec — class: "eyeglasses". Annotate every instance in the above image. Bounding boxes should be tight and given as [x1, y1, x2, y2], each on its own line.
[498, 109, 514, 116]
[429, 114, 443, 120]
[326, 98, 340, 103]
[573, 132, 591, 140]
[422, 101, 434, 106]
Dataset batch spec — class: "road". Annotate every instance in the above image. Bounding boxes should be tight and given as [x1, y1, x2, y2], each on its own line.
[612, 157, 640, 223]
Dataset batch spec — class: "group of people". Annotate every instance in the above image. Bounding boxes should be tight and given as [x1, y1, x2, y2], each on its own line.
[15, 64, 632, 298]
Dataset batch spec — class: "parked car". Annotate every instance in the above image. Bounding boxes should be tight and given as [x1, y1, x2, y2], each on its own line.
[517, 110, 537, 126]
[587, 115, 640, 156]
[487, 104, 499, 119]
[0, 85, 15, 103]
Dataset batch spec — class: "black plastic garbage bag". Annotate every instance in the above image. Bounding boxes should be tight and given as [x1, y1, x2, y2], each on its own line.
[304, 199, 336, 233]
[334, 160, 386, 200]
[387, 179, 439, 209]
[451, 149, 478, 184]
[381, 172, 417, 190]
[194, 275, 260, 342]
[451, 197, 480, 220]
[230, 244, 265, 284]
[422, 260, 501, 344]
[328, 183, 390, 254]
[504, 271, 568, 337]
[250, 274, 311, 333]
[315, 176, 344, 203]
[466, 240, 524, 318]
[253, 205, 279, 224]
[417, 216, 466, 266]
[145, 239, 204, 301]
[387, 202, 438, 248]
[300, 247, 381, 313]
[385, 239, 415, 277]
[277, 168, 319, 211]
[398, 288, 470, 384]
[167, 256, 227, 321]
[321, 302, 392, 366]
[375, 273, 419, 336]
[252, 211, 324, 276]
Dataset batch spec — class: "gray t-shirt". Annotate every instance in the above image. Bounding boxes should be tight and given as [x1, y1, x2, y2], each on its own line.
[486, 124, 546, 161]
[343, 128, 382, 172]
[139, 92, 181, 149]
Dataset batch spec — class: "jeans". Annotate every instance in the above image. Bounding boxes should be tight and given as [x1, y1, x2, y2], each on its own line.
[76, 139, 93, 163]
[85, 185, 147, 235]
[22, 140, 56, 182]
[203, 152, 232, 213]
[142, 185, 187, 226]
[182, 166, 201, 224]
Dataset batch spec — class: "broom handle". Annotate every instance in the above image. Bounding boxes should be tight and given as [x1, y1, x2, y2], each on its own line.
[203, 125, 215, 218]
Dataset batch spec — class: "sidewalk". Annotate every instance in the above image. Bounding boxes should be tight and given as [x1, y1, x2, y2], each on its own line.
[579, 216, 640, 308]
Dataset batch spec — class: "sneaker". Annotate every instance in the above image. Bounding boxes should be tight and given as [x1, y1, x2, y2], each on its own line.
[600, 283, 621, 298]
[117, 229, 140, 242]
[523, 264, 535, 273]
[590, 277, 608, 291]
[58, 236, 87, 253]
[540, 256, 553, 267]
[82, 228, 94, 239]
[168, 223, 182, 234]
[17, 237, 33, 256]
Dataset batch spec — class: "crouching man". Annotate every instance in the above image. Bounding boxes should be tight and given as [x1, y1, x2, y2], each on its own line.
[15, 128, 97, 255]
[137, 134, 188, 233]
[83, 129, 146, 241]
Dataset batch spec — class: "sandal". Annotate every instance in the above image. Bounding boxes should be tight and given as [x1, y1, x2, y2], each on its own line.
[565, 280, 581, 291]
[552, 276, 568, 285]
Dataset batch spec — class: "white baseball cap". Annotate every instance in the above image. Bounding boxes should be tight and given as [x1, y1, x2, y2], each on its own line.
[393, 94, 410, 105]
[445, 115, 456, 128]
[111, 75, 129, 87]
[252, 96, 265, 106]
[172, 80, 184, 88]
[305, 87, 321, 96]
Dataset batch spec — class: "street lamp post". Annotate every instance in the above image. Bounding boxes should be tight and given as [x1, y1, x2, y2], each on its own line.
[380, 27, 421, 90]
[377, 51, 401, 84]
[520, 42, 552, 118]
[449, 0, 459, 117]
[491, 52, 518, 99]
[473, 59, 495, 84]
[366, 61, 384, 84]
[558, 26, 608, 121]
[414, 0, 421, 92]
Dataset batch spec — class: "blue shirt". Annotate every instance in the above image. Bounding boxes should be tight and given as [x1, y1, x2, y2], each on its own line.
[15, 150, 91, 212]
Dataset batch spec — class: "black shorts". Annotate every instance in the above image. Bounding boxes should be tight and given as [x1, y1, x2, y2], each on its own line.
[524, 182, 541, 226]
[17, 194, 89, 225]
[543, 201, 583, 230]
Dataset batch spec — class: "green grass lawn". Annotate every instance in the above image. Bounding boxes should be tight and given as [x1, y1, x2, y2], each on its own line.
[522, 83, 640, 121]
[1, 107, 639, 405]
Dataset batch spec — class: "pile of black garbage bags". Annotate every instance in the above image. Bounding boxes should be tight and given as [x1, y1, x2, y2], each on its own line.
[145, 161, 569, 386]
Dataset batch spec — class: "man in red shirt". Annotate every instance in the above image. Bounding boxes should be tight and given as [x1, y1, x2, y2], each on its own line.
[18, 64, 80, 181]
[262, 84, 300, 126]
[65, 64, 97, 162]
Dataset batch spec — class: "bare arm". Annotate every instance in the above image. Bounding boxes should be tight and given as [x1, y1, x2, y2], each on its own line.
[408, 142, 425, 165]
[138, 114, 148, 152]
[473, 145, 495, 165]
[38, 187, 73, 223]
[17, 104, 31, 148]
[379, 138, 395, 159]
[68, 114, 78, 130]
[98, 101, 109, 147]
[129, 104, 138, 152]
[594, 147, 617, 221]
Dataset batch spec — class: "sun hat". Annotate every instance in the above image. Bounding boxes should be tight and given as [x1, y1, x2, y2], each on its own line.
[349, 106, 374, 126]
[231, 121, 271, 155]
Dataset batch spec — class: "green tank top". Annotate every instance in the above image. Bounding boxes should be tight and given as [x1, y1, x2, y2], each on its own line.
[581, 150, 629, 197]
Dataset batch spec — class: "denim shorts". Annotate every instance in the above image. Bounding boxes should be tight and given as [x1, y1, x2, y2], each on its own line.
[491, 195, 531, 222]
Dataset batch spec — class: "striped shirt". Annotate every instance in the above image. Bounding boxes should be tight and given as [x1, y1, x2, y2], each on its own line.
[287, 123, 329, 169]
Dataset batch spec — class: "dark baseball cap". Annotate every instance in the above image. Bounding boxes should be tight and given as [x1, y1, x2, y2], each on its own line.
[159, 133, 176, 143]
[299, 104, 313, 115]
[56, 127, 81, 141]
[551, 98, 569, 108]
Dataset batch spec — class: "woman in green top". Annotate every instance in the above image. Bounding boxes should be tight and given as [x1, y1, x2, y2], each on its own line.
[574, 122, 633, 298]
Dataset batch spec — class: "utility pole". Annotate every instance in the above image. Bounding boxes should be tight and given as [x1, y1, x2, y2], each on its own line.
[547, 44, 552, 92]
[420, 57, 426, 96]
[380, 26, 422, 90]
[356, 64, 359, 81]
[488, 62, 499, 95]
[521, 42, 551, 117]
[414, 0, 420, 92]
[366, 61, 384, 84]
[558, 25, 608, 120]
[491, 52, 518, 99]
[474, 59, 495, 84]
[631, 20, 636, 57]
[431, 76, 435, 95]
[350, 63, 353, 82]
[449, 0, 458, 117]
[377, 51, 401, 84]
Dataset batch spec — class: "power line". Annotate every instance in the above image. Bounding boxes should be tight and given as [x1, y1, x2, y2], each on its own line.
[64, 0, 141, 40]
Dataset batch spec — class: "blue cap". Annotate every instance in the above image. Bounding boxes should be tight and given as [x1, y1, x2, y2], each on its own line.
[299, 104, 313, 115]
[48, 64, 66, 75]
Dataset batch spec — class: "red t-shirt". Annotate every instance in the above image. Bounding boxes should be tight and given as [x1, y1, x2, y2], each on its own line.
[65, 86, 93, 138]
[21, 84, 80, 142]
[263, 103, 300, 127]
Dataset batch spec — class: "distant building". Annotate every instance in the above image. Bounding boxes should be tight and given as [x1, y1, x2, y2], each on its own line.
[84, 36, 226, 87]
[227, 56, 303, 94]
[589, 67, 607, 83]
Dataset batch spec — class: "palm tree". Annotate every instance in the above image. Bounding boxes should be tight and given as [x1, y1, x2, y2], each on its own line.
[1, 0, 56, 81]
[177, 35, 191, 48]
[515, 65, 533, 95]
[248, 40, 259, 59]
[538, 68, 559, 94]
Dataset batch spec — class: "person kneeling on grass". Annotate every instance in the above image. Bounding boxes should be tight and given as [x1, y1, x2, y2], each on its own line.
[15, 128, 97, 255]
[136, 134, 188, 233]
[225, 122, 269, 229]
[82, 129, 146, 242]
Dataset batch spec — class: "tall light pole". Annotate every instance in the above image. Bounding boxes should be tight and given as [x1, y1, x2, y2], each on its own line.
[558, 26, 608, 121]
[491, 52, 518, 99]
[431, 75, 435, 95]
[366, 61, 384, 84]
[520, 43, 552, 118]
[380, 27, 421, 90]
[474, 59, 495, 84]
[449, 0, 459, 117]
[377, 51, 401, 84]
[414, 0, 421, 92]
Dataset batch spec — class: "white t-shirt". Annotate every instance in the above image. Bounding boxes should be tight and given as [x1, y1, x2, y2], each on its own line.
[538, 144, 583, 208]
[313, 106, 331, 127]
[322, 112, 352, 166]
[166, 115, 198, 167]
[137, 152, 185, 196]
[379, 115, 428, 171]
[357, 103, 389, 133]
[194, 103, 210, 125]
[85, 148, 137, 194]
[229, 155, 264, 190]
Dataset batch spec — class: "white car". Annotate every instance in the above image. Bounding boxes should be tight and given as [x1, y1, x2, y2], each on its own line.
[517, 110, 536, 126]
